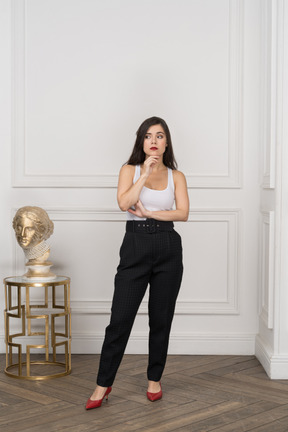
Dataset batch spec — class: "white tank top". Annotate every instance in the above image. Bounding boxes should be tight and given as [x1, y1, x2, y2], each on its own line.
[126, 164, 175, 221]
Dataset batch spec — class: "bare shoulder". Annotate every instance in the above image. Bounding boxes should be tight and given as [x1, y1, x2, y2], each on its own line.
[172, 170, 187, 184]
[119, 164, 135, 177]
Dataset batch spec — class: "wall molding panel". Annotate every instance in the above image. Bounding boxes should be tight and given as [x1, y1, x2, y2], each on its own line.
[12, 0, 243, 189]
[13, 208, 240, 315]
[259, 210, 275, 329]
[260, 0, 282, 189]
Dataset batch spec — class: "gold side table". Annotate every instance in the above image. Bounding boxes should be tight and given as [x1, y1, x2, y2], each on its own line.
[4, 276, 71, 380]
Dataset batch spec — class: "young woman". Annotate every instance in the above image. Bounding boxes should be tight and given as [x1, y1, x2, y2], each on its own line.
[86, 116, 189, 410]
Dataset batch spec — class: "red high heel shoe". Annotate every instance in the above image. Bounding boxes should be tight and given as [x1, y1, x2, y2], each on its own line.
[85, 386, 112, 410]
[147, 382, 162, 402]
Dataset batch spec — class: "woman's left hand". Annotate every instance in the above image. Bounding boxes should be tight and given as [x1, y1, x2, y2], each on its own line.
[128, 200, 151, 218]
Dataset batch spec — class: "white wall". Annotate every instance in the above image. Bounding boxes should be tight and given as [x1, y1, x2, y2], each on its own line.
[0, 0, 262, 356]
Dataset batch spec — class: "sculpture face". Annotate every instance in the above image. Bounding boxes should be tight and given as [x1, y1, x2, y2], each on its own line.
[14, 215, 42, 249]
[12, 206, 56, 279]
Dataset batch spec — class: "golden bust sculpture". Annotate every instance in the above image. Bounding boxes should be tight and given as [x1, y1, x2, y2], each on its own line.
[13, 206, 56, 279]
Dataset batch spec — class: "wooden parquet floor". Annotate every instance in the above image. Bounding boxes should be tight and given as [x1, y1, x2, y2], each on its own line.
[1, 354, 288, 432]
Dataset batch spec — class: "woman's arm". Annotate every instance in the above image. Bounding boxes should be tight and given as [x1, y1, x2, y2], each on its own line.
[128, 171, 189, 221]
[117, 157, 159, 212]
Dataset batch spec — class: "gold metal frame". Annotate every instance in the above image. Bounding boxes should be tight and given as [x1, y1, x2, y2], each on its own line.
[4, 276, 71, 380]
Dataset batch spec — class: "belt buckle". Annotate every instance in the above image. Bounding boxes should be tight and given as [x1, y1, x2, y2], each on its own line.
[146, 221, 156, 233]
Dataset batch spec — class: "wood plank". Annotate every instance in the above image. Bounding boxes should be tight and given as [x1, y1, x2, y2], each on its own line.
[249, 415, 288, 432]
[207, 358, 261, 376]
[226, 371, 288, 392]
[0, 401, 35, 417]
[171, 373, 288, 404]
[18, 400, 143, 432]
[65, 400, 209, 432]
[210, 404, 288, 432]
[163, 374, 263, 405]
[168, 401, 281, 432]
[130, 401, 245, 432]
[0, 381, 61, 405]
[0, 401, 74, 427]
[176, 356, 257, 377]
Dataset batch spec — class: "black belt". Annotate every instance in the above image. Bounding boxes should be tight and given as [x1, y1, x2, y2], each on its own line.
[126, 219, 174, 234]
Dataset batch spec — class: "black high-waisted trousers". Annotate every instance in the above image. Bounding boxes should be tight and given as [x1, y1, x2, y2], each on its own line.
[96, 219, 183, 387]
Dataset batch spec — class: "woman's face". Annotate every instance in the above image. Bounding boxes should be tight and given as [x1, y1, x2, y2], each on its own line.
[15, 216, 42, 249]
[143, 124, 167, 159]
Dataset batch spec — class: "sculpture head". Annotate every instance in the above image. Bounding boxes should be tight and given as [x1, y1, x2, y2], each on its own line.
[13, 206, 54, 250]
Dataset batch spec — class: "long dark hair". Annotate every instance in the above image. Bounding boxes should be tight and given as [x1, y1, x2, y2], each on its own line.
[126, 116, 178, 170]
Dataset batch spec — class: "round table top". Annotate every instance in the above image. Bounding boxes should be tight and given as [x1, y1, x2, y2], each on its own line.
[4, 276, 70, 286]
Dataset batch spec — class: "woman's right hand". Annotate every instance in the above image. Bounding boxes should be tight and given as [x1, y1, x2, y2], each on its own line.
[117, 157, 158, 212]
[143, 156, 159, 177]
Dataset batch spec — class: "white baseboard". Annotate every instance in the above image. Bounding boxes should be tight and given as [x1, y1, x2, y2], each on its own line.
[167, 332, 255, 355]
[0, 332, 256, 356]
[255, 335, 288, 379]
